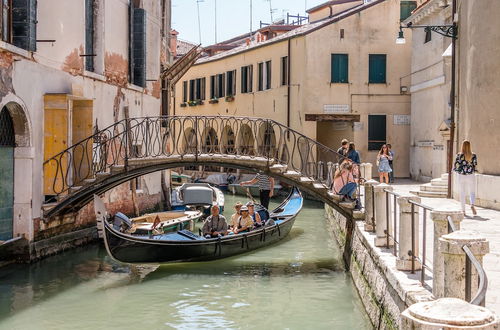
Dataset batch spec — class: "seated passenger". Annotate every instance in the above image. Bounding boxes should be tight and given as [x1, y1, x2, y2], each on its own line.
[332, 161, 362, 210]
[229, 202, 243, 230]
[202, 205, 228, 238]
[233, 206, 254, 234]
[246, 201, 262, 227]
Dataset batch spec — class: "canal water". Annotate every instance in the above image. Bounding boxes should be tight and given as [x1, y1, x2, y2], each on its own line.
[0, 193, 370, 329]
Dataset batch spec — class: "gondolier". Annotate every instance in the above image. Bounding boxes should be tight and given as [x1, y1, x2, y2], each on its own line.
[240, 173, 275, 209]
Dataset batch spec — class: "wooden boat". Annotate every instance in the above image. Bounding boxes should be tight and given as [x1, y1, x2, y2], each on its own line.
[171, 183, 225, 215]
[102, 188, 303, 264]
[94, 195, 203, 239]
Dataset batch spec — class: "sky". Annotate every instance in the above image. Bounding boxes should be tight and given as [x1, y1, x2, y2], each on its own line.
[172, 0, 327, 46]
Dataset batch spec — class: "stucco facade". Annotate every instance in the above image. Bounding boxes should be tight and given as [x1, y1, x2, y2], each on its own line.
[175, 0, 416, 178]
[0, 0, 171, 254]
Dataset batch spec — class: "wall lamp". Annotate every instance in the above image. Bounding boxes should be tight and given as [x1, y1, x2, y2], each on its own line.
[396, 22, 458, 44]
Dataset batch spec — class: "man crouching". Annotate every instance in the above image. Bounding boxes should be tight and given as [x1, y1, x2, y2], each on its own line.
[202, 205, 228, 238]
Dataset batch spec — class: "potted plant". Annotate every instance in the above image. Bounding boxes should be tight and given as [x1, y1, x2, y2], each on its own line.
[225, 95, 235, 102]
[180, 102, 187, 107]
[196, 99, 204, 105]
[209, 98, 219, 104]
[187, 100, 197, 106]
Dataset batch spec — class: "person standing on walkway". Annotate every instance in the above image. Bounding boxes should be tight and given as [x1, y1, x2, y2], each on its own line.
[336, 139, 349, 162]
[240, 173, 275, 210]
[346, 142, 360, 164]
[377, 144, 392, 184]
[387, 144, 395, 183]
[454, 140, 478, 216]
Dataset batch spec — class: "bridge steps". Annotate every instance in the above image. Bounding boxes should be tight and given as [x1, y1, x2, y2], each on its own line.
[299, 177, 314, 185]
[96, 172, 111, 180]
[313, 183, 328, 191]
[284, 170, 300, 178]
[269, 164, 287, 173]
[111, 165, 125, 173]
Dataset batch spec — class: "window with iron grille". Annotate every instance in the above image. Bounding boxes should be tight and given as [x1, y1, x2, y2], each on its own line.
[1, 0, 37, 51]
[0, 108, 15, 147]
[368, 115, 386, 151]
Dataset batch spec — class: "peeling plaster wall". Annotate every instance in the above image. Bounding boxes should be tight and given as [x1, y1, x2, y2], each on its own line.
[0, 0, 169, 257]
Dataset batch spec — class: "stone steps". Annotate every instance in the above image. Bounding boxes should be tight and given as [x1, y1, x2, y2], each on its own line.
[411, 190, 447, 198]
[430, 178, 448, 187]
[420, 183, 447, 192]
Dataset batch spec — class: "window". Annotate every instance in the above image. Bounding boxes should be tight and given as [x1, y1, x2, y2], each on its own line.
[369, 54, 386, 84]
[217, 73, 225, 98]
[241, 65, 253, 93]
[85, 0, 95, 72]
[182, 81, 187, 102]
[400, 1, 417, 21]
[189, 80, 195, 101]
[258, 61, 272, 91]
[424, 29, 432, 43]
[331, 54, 348, 83]
[368, 115, 386, 151]
[210, 75, 216, 98]
[1, 0, 37, 51]
[195, 78, 205, 100]
[130, 7, 147, 87]
[226, 70, 236, 96]
[281, 56, 288, 86]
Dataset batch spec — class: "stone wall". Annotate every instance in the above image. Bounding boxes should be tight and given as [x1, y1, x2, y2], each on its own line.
[325, 205, 434, 329]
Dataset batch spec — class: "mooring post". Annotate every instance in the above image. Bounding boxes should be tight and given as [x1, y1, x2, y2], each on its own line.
[430, 209, 463, 298]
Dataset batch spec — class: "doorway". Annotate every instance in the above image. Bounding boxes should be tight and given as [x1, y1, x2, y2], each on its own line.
[0, 107, 14, 241]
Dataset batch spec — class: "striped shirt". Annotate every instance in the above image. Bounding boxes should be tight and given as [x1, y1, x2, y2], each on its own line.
[256, 173, 272, 191]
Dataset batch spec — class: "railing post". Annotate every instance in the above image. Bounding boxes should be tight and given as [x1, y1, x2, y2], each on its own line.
[326, 161, 334, 188]
[363, 179, 378, 232]
[360, 163, 373, 181]
[396, 195, 422, 271]
[440, 231, 489, 301]
[374, 183, 393, 247]
[430, 210, 464, 298]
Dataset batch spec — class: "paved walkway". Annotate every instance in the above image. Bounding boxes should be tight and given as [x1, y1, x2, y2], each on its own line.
[390, 179, 500, 315]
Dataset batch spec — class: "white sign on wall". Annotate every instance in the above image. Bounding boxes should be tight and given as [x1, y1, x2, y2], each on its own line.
[353, 122, 364, 131]
[394, 114, 411, 125]
[324, 104, 350, 114]
[417, 140, 434, 147]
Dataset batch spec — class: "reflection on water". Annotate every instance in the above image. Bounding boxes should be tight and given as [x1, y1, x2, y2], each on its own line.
[0, 194, 370, 329]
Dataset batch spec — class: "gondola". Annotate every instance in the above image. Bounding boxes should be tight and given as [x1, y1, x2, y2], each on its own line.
[102, 188, 303, 264]
[170, 183, 225, 215]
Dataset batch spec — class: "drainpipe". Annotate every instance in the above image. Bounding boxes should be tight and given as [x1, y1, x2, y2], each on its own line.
[447, 0, 457, 198]
[287, 39, 291, 133]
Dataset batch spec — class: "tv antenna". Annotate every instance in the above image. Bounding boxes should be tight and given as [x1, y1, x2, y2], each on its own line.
[264, 0, 277, 23]
[196, 0, 204, 44]
[214, 0, 217, 43]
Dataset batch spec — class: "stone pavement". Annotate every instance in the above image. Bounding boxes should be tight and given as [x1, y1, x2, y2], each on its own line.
[390, 179, 500, 316]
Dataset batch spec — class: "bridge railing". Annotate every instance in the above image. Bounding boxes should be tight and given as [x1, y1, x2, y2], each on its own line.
[43, 116, 358, 198]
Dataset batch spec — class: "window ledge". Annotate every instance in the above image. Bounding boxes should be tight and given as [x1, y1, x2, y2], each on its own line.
[0, 41, 31, 59]
[128, 84, 145, 93]
[83, 70, 106, 82]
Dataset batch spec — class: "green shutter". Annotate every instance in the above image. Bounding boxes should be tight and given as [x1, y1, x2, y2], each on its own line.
[132, 8, 146, 87]
[368, 115, 386, 151]
[12, 0, 37, 51]
[400, 1, 417, 21]
[369, 54, 386, 84]
[331, 54, 348, 83]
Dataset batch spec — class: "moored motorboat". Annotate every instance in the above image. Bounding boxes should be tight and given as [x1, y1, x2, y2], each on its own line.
[102, 188, 303, 264]
[94, 195, 203, 239]
[171, 183, 225, 215]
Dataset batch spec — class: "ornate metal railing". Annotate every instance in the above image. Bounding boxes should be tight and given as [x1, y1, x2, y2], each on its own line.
[43, 116, 358, 199]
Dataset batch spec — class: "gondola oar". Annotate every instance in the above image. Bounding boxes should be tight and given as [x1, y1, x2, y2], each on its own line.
[245, 187, 256, 204]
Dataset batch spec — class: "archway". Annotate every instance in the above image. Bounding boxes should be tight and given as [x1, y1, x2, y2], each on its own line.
[221, 126, 235, 154]
[202, 127, 219, 154]
[0, 108, 15, 240]
[258, 122, 277, 157]
[237, 124, 255, 155]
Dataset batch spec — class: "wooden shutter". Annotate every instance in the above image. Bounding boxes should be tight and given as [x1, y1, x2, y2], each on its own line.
[369, 54, 386, 84]
[210, 75, 215, 98]
[241, 67, 247, 93]
[85, 0, 94, 72]
[12, 0, 37, 51]
[248, 65, 253, 93]
[265, 61, 271, 89]
[258, 63, 263, 91]
[201, 77, 206, 100]
[182, 81, 187, 102]
[368, 115, 386, 150]
[232, 70, 236, 95]
[132, 8, 146, 87]
[400, 1, 417, 21]
[331, 54, 348, 83]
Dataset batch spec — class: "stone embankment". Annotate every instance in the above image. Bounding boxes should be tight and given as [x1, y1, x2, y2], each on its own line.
[326, 179, 500, 329]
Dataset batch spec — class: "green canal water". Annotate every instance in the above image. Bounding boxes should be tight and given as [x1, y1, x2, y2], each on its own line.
[0, 193, 370, 329]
